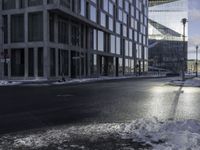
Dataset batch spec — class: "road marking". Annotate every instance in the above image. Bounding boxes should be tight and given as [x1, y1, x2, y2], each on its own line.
[57, 94, 74, 97]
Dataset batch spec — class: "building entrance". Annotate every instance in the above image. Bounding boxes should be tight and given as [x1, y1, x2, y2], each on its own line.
[71, 51, 86, 78]
[98, 55, 114, 76]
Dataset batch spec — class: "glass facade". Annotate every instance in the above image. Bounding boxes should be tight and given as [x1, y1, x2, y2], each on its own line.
[0, 0, 148, 79]
[149, 0, 188, 73]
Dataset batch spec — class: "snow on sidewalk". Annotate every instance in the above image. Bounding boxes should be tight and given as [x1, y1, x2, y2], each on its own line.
[53, 75, 165, 85]
[0, 75, 165, 86]
[1, 118, 200, 149]
[0, 80, 21, 86]
[169, 77, 200, 87]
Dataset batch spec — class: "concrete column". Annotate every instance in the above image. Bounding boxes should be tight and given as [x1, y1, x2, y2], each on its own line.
[7, 15, 11, 79]
[43, 0, 48, 5]
[68, 20, 71, 78]
[43, 10, 50, 79]
[34, 48, 38, 77]
[16, 0, 19, 9]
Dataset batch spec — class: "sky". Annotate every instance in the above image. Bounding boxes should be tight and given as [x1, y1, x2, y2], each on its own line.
[188, 0, 200, 59]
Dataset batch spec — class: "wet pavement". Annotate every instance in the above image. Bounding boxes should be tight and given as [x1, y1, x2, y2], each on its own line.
[0, 77, 200, 149]
[0, 77, 200, 135]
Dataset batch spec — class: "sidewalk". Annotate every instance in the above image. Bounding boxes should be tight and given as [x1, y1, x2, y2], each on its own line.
[168, 77, 200, 87]
[0, 74, 166, 86]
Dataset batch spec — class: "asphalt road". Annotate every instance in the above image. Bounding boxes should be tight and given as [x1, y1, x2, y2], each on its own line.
[0, 77, 200, 135]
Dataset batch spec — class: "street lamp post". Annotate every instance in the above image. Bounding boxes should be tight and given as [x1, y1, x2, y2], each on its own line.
[196, 45, 199, 77]
[181, 18, 187, 81]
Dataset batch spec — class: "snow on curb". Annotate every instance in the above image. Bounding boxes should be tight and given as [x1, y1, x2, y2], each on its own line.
[169, 78, 200, 87]
[0, 80, 22, 86]
[53, 75, 165, 85]
[184, 78, 200, 87]
[1, 118, 200, 149]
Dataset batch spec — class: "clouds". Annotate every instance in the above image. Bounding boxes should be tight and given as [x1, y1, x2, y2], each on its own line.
[189, 0, 200, 21]
[189, 35, 200, 45]
[188, 0, 200, 59]
[189, 8, 200, 21]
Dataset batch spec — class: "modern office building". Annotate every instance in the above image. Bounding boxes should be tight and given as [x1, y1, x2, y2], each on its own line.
[0, 0, 148, 80]
[148, 0, 188, 73]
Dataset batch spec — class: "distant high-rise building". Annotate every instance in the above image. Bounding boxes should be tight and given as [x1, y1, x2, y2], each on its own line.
[0, 0, 148, 80]
[148, 0, 188, 73]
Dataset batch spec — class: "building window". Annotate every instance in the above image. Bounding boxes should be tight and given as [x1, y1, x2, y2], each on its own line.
[11, 14, 24, 43]
[118, 0, 123, 8]
[60, 0, 70, 8]
[19, 0, 25, 8]
[50, 48, 56, 76]
[103, 0, 108, 12]
[90, 5, 96, 22]
[28, 48, 34, 77]
[125, 59, 129, 74]
[129, 41, 133, 57]
[49, 13, 54, 42]
[71, 24, 80, 46]
[28, 0, 43, 6]
[2, 15, 8, 44]
[91, 0, 96, 4]
[100, 12, 106, 27]
[90, 29, 97, 50]
[2, 0, 15, 10]
[28, 12, 43, 41]
[90, 54, 97, 76]
[118, 9, 123, 22]
[58, 18, 69, 44]
[125, 40, 129, 56]
[129, 28, 133, 40]
[119, 58, 123, 75]
[110, 35, 115, 54]
[98, 31, 104, 51]
[38, 48, 43, 76]
[144, 47, 148, 60]
[116, 22, 121, 35]
[125, 1, 129, 13]
[123, 12, 127, 24]
[58, 50, 69, 76]
[11, 49, 24, 76]
[3, 49, 8, 76]
[47, 0, 54, 4]
[123, 25, 127, 37]
[109, 17, 113, 31]
[116, 37, 121, 55]
[131, 59, 134, 73]
[79, 0, 85, 16]
[109, 2, 113, 16]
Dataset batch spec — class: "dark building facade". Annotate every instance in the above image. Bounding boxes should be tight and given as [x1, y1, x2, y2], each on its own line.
[0, 0, 148, 80]
[148, 0, 188, 73]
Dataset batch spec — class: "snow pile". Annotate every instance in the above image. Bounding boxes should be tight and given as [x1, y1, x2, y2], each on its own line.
[1, 118, 200, 149]
[0, 80, 21, 86]
[53, 76, 134, 85]
[119, 118, 200, 149]
[13, 129, 70, 148]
